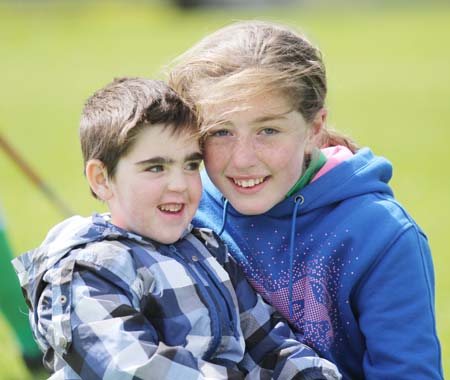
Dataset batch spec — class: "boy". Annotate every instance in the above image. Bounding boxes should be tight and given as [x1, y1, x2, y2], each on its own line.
[13, 78, 340, 380]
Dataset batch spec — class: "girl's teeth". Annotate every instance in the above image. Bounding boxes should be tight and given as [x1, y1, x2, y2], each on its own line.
[233, 177, 264, 188]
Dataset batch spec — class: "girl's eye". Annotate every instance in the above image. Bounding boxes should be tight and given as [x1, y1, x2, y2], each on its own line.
[185, 161, 202, 171]
[260, 127, 278, 135]
[147, 165, 164, 173]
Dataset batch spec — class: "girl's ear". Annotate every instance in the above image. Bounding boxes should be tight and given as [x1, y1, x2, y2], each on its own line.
[306, 108, 327, 151]
[85, 159, 113, 201]
[311, 108, 327, 136]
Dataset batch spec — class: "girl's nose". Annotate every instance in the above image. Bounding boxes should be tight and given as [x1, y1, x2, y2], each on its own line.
[230, 136, 258, 169]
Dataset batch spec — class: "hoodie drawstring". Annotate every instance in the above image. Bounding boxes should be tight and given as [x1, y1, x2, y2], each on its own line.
[288, 194, 304, 320]
[218, 199, 229, 237]
[218, 194, 302, 321]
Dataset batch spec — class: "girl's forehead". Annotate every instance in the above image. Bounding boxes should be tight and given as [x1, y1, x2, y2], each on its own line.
[202, 92, 294, 123]
[195, 65, 298, 105]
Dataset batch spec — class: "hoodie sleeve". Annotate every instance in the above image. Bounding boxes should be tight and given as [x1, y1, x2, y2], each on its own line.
[222, 248, 341, 380]
[354, 225, 443, 380]
[36, 251, 244, 380]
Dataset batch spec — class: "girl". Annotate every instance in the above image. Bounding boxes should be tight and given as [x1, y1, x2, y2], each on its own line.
[169, 20, 443, 380]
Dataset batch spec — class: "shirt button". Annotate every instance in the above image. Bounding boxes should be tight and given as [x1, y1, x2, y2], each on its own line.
[192, 255, 199, 262]
[59, 336, 68, 349]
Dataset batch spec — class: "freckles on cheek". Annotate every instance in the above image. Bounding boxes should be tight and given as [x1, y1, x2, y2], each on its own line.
[204, 145, 226, 167]
[272, 148, 298, 165]
[275, 148, 305, 175]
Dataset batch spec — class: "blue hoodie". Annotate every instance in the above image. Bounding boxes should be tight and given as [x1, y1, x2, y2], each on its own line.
[193, 147, 443, 380]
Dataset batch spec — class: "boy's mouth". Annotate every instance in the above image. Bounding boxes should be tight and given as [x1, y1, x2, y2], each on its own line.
[158, 203, 184, 213]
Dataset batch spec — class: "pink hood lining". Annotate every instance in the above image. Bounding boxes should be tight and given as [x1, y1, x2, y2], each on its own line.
[313, 146, 354, 182]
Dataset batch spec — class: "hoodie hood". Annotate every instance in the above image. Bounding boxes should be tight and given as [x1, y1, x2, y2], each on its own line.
[13, 214, 151, 312]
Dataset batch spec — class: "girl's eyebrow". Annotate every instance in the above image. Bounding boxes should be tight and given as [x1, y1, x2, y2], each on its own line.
[207, 114, 286, 129]
[134, 152, 203, 166]
[252, 114, 288, 124]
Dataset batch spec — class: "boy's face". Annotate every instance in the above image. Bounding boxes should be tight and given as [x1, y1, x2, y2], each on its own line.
[108, 124, 203, 244]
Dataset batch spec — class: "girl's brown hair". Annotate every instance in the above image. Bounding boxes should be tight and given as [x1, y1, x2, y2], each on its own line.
[169, 20, 358, 152]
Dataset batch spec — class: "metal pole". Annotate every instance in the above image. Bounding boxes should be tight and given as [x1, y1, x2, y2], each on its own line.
[0, 133, 74, 218]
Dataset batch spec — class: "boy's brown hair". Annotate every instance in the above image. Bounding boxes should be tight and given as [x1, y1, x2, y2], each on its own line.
[80, 77, 198, 197]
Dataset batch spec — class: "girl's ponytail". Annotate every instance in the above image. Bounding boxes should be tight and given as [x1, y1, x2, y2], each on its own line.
[316, 127, 359, 153]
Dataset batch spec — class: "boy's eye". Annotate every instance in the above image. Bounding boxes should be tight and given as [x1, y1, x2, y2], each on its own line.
[147, 165, 164, 173]
[209, 129, 231, 137]
[185, 161, 202, 171]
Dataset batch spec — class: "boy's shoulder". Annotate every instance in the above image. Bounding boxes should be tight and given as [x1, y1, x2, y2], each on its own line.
[71, 238, 136, 264]
[40, 238, 140, 287]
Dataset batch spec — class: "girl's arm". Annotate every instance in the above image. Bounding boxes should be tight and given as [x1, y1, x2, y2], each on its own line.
[355, 226, 443, 379]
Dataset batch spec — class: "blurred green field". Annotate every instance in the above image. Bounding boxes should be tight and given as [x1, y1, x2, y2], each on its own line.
[0, 2, 449, 379]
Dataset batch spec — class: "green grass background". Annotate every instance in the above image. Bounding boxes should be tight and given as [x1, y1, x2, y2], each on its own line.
[0, 1, 448, 378]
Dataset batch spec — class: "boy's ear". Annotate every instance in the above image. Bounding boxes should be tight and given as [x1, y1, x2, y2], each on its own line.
[85, 159, 113, 201]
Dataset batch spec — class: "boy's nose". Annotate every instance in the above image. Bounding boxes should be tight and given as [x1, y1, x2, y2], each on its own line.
[167, 171, 188, 192]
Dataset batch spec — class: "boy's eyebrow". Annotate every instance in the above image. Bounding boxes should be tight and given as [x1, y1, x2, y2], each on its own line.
[135, 152, 203, 166]
[135, 157, 174, 166]
[186, 152, 203, 161]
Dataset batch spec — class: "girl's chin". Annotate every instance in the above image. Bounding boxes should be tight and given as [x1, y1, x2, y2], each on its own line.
[227, 197, 276, 215]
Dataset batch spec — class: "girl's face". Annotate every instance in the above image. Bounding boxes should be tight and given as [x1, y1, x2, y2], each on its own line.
[203, 93, 319, 215]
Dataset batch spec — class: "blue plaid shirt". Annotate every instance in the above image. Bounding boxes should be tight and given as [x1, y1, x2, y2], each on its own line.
[13, 214, 340, 380]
